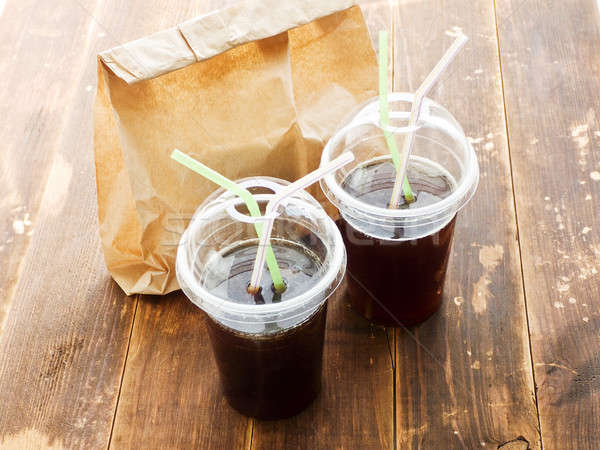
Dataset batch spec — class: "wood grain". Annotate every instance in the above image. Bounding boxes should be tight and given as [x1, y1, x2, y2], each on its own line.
[0, 0, 99, 334]
[495, 0, 600, 448]
[0, 1, 139, 448]
[110, 293, 251, 449]
[392, 0, 540, 447]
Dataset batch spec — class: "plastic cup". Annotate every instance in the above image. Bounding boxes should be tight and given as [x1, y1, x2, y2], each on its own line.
[176, 177, 346, 419]
[320, 93, 479, 326]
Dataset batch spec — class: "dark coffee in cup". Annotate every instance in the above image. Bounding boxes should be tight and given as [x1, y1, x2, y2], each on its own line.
[338, 159, 456, 325]
[204, 240, 327, 419]
[320, 93, 479, 327]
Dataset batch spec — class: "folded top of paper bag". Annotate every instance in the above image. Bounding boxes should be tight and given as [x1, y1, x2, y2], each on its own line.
[100, 0, 356, 84]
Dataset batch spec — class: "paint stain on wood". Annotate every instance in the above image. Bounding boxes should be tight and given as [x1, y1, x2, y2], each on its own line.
[479, 244, 504, 270]
[472, 245, 504, 314]
[42, 153, 72, 214]
[571, 123, 590, 149]
[0, 428, 65, 450]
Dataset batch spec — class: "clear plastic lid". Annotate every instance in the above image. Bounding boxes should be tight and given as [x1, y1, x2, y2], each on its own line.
[320, 92, 479, 240]
[176, 177, 346, 333]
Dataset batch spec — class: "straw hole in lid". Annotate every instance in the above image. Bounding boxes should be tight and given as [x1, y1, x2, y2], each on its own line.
[234, 199, 268, 216]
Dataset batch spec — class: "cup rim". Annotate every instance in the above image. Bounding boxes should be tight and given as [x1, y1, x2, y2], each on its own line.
[176, 178, 346, 323]
[320, 92, 479, 220]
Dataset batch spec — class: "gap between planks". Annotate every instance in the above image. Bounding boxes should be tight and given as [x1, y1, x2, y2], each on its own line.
[491, 0, 543, 447]
[107, 294, 140, 450]
[248, 418, 254, 450]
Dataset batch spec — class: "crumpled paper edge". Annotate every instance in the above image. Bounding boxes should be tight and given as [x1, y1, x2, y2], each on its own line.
[99, 0, 356, 84]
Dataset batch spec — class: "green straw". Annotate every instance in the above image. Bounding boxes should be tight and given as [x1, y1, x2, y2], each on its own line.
[170, 149, 285, 293]
[378, 30, 415, 204]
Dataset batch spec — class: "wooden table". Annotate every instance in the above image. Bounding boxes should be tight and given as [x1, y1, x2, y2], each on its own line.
[1, 0, 598, 448]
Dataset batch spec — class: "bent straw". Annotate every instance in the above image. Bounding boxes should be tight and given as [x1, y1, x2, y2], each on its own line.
[378, 30, 414, 203]
[170, 149, 285, 292]
[248, 152, 355, 293]
[388, 33, 468, 209]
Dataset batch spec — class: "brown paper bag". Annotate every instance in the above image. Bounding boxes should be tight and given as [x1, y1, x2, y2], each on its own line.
[94, 0, 377, 295]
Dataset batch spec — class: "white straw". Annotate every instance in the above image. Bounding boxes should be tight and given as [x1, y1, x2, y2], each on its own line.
[248, 152, 355, 292]
[389, 34, 468, 208]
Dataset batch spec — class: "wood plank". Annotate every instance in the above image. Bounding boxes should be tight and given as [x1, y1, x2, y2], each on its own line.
[250, 3, 395, 448]
[0, 1, 139, 448]
[392, 0, 540, 447]
[110, 293, 251, 449]
[495, 0, 600, 448]
[0, 0, 99, 335]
